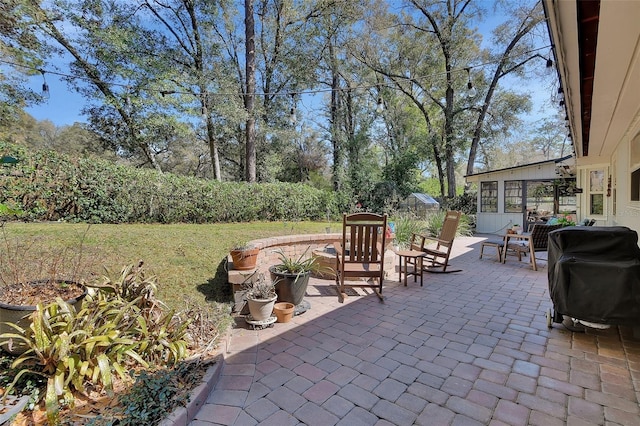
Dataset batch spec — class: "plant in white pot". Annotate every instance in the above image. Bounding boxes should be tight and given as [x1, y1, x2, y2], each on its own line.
[243, 273, 277, 321]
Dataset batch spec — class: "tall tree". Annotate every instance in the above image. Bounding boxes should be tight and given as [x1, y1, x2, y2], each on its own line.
[21, 1, 168, 170]
[358, 0, 547, 198]
[245, 0, 257, 182]
[140, 0, 244, 181]
[466, 0, 546, 177]
[0, 0, 44, 130]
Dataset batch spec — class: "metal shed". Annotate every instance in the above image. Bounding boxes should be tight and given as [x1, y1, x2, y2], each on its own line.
[399, 193, 440, 216]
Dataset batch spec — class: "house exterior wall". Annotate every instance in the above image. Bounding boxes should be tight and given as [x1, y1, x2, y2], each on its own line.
[571, 118, 640, 235]
[543, 0, 640, 241]
[572, 111, 640, 233]
[605, 113, 640, 231]
[470, 162, 563, 234]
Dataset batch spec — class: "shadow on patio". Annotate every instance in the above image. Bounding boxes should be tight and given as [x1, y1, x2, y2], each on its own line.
[190, 236, 640, 426]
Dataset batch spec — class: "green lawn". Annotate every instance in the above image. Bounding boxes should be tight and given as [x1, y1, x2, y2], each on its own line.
[0, 221, 339, 311]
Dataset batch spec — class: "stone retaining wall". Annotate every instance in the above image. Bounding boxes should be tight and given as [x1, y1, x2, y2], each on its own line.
[227, 233, 343, 292]
[227, 233, 396, 293]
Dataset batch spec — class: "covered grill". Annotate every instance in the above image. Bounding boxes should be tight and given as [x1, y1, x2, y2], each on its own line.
[547, 226, 640, 330]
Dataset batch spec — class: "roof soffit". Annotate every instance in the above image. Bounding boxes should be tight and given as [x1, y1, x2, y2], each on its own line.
[545, 0, 640, 159]
[588, 1, 640, 157]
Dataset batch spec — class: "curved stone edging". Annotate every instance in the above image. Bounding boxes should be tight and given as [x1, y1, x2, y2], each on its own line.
[237, 233, 344, 274]
[227, 233, 343, 292]
[159, 353, 224, 426]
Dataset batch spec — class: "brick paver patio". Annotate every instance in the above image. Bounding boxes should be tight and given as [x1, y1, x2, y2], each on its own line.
[190, 236, 640, 425]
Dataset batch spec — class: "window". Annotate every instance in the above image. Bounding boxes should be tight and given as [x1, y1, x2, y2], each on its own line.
[631, 132, 640, 201]
[526, 181, 555, 215]
[632, 169, 640, 202]
[557, 179, 577, 214]
[504, 181, 522, 213]
[480, 181, 498, 212]
[589, 169, 605, 215]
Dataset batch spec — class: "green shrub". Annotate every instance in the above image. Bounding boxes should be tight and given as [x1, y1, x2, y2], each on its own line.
[391, 210, 474, 248]
[0, 141, 340, 224]
[440, 192, 477, 216]
[423, 210, 474, 238]
[390, 213, 428, 248]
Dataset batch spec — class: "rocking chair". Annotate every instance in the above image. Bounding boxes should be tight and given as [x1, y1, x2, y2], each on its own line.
[421, 210, 462, 273]
[334, 212, 387, 303]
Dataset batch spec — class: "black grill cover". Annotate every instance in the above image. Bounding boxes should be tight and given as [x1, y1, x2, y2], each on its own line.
[547, 226, 640, 325]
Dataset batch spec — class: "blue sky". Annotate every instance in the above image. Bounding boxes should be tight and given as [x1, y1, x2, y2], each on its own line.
[26, 72, 87, 125]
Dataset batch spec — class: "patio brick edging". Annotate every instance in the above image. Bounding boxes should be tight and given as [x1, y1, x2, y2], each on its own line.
[159, 352, 224, 426]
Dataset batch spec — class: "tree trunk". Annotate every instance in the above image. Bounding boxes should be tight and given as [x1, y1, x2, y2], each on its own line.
[244, 0, 256, 182]
[444, 63, 456, 198]
[329, 41, 343, 192]
[204, 109, 222, 181]
[466, 3, 544, 179]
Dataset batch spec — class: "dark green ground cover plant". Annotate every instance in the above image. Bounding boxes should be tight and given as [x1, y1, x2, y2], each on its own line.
[0, 263, 190, 424]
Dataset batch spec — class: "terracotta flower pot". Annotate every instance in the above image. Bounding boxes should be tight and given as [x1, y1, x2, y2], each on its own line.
[273, 302, 295, 323]
[230, 248, 260, 270]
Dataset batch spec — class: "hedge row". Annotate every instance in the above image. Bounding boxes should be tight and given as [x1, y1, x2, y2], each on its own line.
[0, 142, 343, 223]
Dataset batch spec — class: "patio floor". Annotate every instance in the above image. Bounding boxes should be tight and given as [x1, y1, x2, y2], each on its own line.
[190, 235, 640, 426]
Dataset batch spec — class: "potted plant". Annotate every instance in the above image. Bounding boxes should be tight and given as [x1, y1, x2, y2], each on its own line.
[269, 247, 328, 306]
[230, 242, 260, 271]
[243, 273, 277, 321]
[557, 215, 576, 227]
[0, 279, 88, 354]
[0, 223, 91, 354]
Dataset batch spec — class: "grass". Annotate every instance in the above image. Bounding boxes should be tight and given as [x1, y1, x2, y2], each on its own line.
[0, 220, 344, 423]
[0, 220, 340, 311]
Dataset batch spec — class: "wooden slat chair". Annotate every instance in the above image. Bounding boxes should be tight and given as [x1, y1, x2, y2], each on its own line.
[421, 210, 462, 272]
[334, 212, 387, 303]
[506, 223, 563, 269]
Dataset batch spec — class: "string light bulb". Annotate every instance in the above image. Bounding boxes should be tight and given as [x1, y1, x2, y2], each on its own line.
[39, 70, 50, 100]
[124, 86, 132, 111]
[289, 93, 297, 125]
[2, 44, 555, 102]
[201, 92, 208, 118]
[465, 67, 477, 98]
[375, 97, 384, 114]
[546, 48, 553, 68]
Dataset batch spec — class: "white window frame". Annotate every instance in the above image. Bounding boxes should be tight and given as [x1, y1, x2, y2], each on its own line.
[587, 168, 606, 218]
[630, 132, 640, 204]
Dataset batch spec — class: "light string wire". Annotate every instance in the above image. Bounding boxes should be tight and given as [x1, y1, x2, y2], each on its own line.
[0, 44, 552, 98]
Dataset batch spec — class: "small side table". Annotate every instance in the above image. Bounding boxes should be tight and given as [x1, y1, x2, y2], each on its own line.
[396, 249, 426, 286]
[502, 233, 537, 271]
